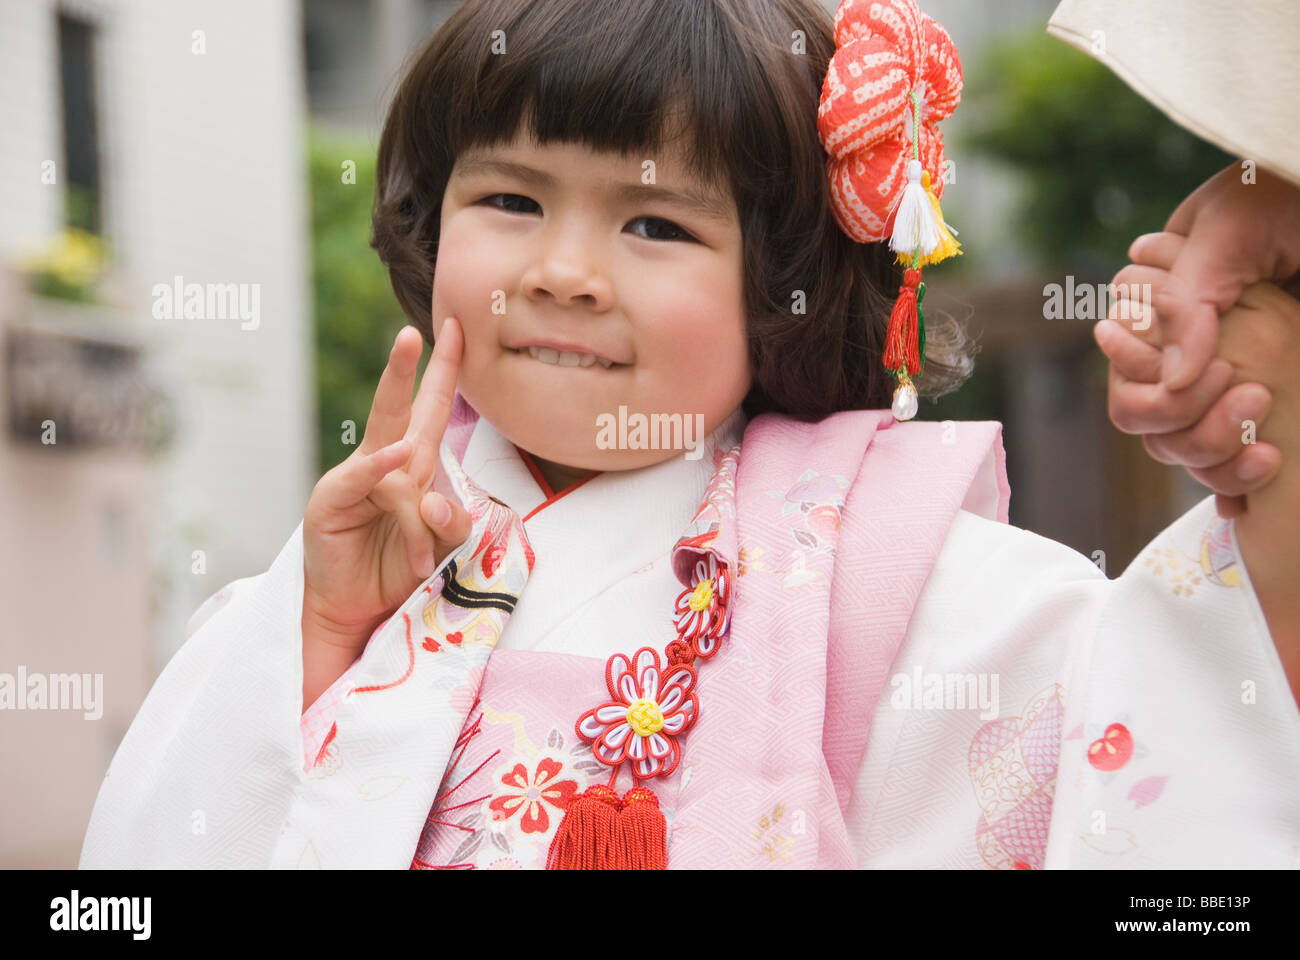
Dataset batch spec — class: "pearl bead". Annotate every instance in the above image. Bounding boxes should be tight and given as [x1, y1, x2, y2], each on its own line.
[891, 382, 919, 421]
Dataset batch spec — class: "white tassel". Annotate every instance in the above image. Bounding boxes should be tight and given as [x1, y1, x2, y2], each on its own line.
[889, 159, 940, 258]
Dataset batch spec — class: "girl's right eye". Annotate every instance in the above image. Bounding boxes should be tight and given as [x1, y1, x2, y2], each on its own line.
[480, 193, 540, 214]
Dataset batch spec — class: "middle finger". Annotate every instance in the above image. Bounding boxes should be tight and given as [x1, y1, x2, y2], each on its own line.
[407, 314, 465, 491]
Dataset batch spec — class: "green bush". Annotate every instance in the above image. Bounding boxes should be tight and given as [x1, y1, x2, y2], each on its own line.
[308, 127, 416, 477]
[962, 29, 1232, 274]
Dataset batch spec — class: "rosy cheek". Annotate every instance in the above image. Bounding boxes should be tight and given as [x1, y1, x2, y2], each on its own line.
[433, 217, 498, 324]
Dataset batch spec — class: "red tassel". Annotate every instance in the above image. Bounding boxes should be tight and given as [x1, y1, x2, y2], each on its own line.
[883, 268, 922, 376]
[546, 784, 621, 870]
[546, 782, 669, 870]
[618, 786, 668, 870]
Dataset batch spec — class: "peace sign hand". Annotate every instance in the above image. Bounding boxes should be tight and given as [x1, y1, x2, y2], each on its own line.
[301, 317, 473, 701]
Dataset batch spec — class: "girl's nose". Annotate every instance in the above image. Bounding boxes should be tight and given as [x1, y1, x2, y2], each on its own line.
[522, 227, 615, 310]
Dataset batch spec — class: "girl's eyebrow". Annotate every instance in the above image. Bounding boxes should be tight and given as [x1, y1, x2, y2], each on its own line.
[454, 154, 733, 225]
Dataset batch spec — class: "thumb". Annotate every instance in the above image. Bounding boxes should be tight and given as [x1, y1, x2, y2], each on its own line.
[1156, 227, 1257, 391]
[420, 490, 473, 554]
[1159, 164, 1299, 391]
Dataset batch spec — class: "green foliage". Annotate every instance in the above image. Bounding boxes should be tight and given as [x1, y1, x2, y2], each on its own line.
[961, 29, 1232, 274]
[308, 127, 413, 477]
[65, 183, 99, 235]
[18, 224, 109, 304]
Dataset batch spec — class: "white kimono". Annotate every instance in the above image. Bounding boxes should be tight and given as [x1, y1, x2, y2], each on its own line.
[78, 407, 1300, 868]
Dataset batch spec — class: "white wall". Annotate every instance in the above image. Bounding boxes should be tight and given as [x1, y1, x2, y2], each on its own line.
[0, 0, 313, 866]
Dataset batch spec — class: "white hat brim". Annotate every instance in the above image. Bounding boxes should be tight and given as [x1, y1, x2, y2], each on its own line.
[1047, 0, 1300, 188]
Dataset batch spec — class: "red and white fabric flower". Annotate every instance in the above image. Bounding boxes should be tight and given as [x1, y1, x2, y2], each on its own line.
[487, 756, 580, 834]
[575, 648, 699, 779]
[817, 0, 963, 242]
[673, 553, 732, 658]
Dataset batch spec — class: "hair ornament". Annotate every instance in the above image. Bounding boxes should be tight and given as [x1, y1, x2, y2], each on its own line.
[817, 0, 963, 420]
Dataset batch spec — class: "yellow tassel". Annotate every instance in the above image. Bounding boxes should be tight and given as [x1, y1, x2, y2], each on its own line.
[897, 170, 961, 267]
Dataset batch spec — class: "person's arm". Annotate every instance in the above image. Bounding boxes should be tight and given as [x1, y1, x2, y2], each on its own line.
[848, 495, 1300, 869]
[1214, 281, 1300, 705]
[81, 524, 312, 868]
[1101, 270, 1300, 701]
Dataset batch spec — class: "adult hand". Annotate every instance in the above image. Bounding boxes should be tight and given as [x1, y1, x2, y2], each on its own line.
[1095, 233, 1280, 519]
[1145, 162, 1300, 391]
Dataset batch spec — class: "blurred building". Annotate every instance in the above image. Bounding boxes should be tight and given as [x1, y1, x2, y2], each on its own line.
[0, 0, 312, 867]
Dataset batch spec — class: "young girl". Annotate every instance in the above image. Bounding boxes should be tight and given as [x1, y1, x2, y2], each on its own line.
[81, 0, 1299, 870]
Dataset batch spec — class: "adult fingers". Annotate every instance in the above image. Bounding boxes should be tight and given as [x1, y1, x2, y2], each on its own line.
[407, 315, 465, 491]
[1159, 172, 1266, 390]
[358, 326, 423, 456]
[1106, 357, 1234, 435]
[1127, 231, 1187, 271]
[1184, 442, 1281, 499]
[1152, 282, 1224, 392]
[1139, 381, 1273, 470]
[1106, 264, 1169, 345]
[1094, 318, 1163, 383]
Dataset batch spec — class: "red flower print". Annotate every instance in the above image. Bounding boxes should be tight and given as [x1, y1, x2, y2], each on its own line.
[487, 756, 579, 834]
[672, 553, 732, 658]
[1087, 723, 1134, 772]
[576, 647, 699, 779]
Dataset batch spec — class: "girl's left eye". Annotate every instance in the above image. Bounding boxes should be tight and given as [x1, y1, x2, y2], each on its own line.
[478, 194, 696, 243]
[481, 193, 540, 215]
[628, 217, 695, 243]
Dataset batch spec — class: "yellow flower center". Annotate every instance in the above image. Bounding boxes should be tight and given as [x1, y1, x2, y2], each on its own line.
[688, 579, 713, 612]
[627, 698, 665, 736]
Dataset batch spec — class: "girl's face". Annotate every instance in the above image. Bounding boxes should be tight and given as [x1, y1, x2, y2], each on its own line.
[433, 126, 751, 490]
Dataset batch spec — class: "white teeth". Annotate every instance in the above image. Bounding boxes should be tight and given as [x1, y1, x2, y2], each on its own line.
[524, 345, 615, 369]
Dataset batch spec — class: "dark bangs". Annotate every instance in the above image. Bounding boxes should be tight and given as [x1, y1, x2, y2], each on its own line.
[372, 0, 976, 420]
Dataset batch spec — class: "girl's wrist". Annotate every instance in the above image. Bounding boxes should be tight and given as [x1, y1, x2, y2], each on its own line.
[300, 599, 379, 711]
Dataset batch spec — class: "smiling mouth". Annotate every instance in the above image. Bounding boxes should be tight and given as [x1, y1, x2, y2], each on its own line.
[510, 346, 626, 369]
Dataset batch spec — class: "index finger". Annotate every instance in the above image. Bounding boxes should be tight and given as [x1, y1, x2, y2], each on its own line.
[406, 315, 465, 489]
[358, 326, 423, 456]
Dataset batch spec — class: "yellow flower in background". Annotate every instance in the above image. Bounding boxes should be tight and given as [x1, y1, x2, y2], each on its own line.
[13, 227, 109, 303]
[49, 228, 105, 286]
